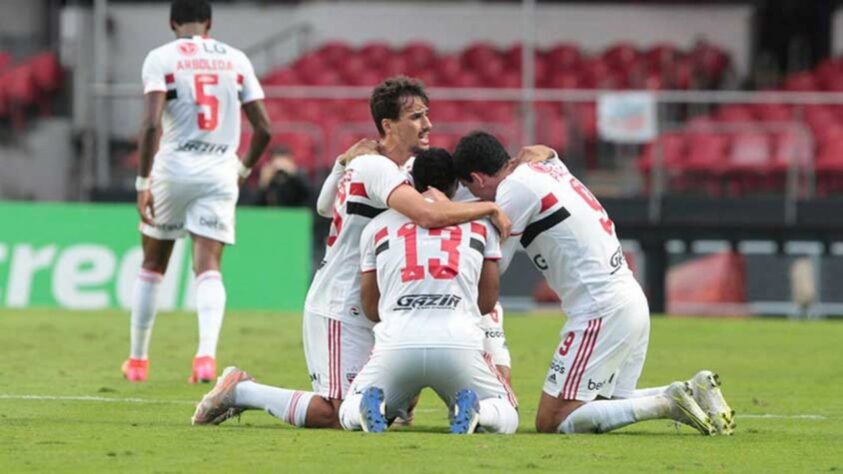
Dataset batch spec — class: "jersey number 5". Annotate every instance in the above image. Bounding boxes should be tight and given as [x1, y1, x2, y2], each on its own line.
[194, 73, 219, 131]
[398, 224, 462, 282]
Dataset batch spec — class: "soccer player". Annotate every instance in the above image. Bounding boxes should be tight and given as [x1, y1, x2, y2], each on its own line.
[453, 131, 735, 435]
[121, 0, 272, 383]
[191, 77, 510, 428]
[338, 147, 518, 434]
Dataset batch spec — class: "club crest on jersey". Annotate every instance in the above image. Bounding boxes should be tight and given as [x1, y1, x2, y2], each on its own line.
[177, 42, 199, 56]
[394, 294, 462, 311]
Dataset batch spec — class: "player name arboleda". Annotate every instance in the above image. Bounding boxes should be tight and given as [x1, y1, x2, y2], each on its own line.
[393, 294, 462, 311]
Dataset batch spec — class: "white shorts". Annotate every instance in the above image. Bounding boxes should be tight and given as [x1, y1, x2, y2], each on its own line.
[302, 311, 375, 399]
[347, 347, 517, 421]
[543, 291, 650, 401]
[140, 176, 238, 245]
[481, 302, 511, 368]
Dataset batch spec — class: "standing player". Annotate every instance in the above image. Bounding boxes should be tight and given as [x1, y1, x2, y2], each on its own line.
[453, 131, 735, 435]
[122, 0, 272, 383]
[191, 77, 510, 428]
[338, 148, 518, 434]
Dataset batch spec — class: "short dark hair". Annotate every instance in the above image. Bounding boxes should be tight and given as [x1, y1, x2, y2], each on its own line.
[370, 75, 429, 137]
[411, 148, 458, 198]
[170, 0, 212, 26]
[452, 131, 511, 182]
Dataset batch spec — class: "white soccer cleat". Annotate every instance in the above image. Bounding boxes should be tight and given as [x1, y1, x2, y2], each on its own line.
[689, 370, 736, 435]
[191, 366, 254, 426]
[665, 381, 715, 436]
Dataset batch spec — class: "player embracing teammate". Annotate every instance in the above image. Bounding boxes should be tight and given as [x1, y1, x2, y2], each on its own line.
[452, 131, 735, 436]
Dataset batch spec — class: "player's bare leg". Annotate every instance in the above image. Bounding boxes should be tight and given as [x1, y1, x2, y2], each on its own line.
[123, 235, 175, 382]
[189, 234, 226, 383]
[535, 383, 714, 435]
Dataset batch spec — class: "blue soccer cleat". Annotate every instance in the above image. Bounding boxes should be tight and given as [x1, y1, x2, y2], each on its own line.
[359, 386, 387, 433]
[450, 389, 480, 434]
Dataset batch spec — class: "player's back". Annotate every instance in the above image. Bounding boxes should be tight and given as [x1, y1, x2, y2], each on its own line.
[141, 36, 263, 179]
[360, 209, 501, 350]
[502, 161, 642, 320]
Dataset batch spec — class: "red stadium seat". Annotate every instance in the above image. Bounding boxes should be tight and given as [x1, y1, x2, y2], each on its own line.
[314, 41, 353, 66]
[401, 41, 437, 71]
[462, 42, 500, 70]
[545, 44, 582, 70]
[359, 42, 394, 66]
[602, 42, 639, 69]
[783, 72, 818, 91]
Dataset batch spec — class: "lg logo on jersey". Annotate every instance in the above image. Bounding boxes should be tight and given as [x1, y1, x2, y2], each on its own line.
[533, 254, 549, 270]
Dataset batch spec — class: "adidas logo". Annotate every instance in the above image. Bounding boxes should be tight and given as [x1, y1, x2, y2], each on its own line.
[547, 373, 557, 384]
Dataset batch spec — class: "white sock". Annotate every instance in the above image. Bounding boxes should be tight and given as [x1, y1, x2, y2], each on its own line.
[195, 271, 226, 358]
[557, 396, 670, 434]
[629, 385, 670, 398]
[339, 392, 364, 431]
[478, 398, 519, 434]
[129, 269, 163, 359]
[234, 381, 315, 427]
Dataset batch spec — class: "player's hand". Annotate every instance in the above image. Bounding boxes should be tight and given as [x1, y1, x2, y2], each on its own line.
[339, 138, 382, 166]
[490, 205, 512, 240]
[516, 145, 557, 164]
[424, 186, 450, 202]
[137, 190, 155, 226]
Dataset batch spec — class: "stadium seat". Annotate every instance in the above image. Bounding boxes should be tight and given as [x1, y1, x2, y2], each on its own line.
[545, 44, 582, 70]
[727, 132, 771, 194]
[401, 41, 436, 71]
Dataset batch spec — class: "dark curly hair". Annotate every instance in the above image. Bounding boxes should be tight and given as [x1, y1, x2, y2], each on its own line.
[370, 75, 429, 137]
[170, 0, 211, 26]
[412, 148, 457, 198]
[452, 130, 511, 182]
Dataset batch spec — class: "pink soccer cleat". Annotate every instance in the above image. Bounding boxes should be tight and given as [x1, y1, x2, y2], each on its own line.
[192, 366, 255, 425]
[188, 356, 217, 384]
[122, 358, 148, 382]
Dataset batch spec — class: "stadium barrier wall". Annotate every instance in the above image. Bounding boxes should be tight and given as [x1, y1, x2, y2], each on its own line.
[0, 202, 310, 311]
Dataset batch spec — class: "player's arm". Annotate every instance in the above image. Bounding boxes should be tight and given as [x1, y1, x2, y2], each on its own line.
[315, 139, 381, 218]
[136, 91, 166, 225]
[477, 259, 500, 316]
[387, 185, 512, 239]
[360, 270, 380, 323]
[516, 144, 558, 164]
[240, 100, 272, 184]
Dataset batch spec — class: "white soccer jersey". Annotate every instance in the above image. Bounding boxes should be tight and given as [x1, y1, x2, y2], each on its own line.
[141, 35, 264, 179]
[360, 211, 501, 350]
[305, 154, 410, 326]
[497, 160, 642, 321]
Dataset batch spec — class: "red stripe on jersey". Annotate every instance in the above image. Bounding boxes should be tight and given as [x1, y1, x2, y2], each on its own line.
[375, 227, 388, 244]
[164, 73, 175, 84]
[237, 74, 244, 85]
[540, 193, 558, 213]
[349, 182, 368, 198]
[470, 222, 487, 238]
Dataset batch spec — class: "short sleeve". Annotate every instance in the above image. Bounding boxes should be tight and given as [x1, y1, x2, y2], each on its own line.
[238, 53, 265, 104]
[356, 155, 410, 207]
[496, 177, 540, 236]
[141, 50, 167, 94]
[481, 220, 502, 260]
[359, 220, 378, 273]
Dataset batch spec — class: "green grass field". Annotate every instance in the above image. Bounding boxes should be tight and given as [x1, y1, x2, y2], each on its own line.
[1, 309, 841, 472]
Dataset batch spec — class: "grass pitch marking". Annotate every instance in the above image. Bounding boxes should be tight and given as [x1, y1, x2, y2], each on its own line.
[0, 394, 830, 420]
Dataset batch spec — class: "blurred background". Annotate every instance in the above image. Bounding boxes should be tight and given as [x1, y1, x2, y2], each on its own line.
[2, 0, 843, 317]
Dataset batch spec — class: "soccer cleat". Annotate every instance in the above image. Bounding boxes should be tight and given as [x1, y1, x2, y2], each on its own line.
[191, 366, 254, 425]
[359, 386, 387, 433]
[188, 356, 216, 384]
[121, 358, 148, 382]
[689, 370, 736, 435]
[450, 389, 481, 434]
[665, 381, 715, 436]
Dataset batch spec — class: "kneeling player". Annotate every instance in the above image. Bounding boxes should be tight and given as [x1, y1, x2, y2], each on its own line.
[453, 131, 735, 436]
[338, 148, 518, 434]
